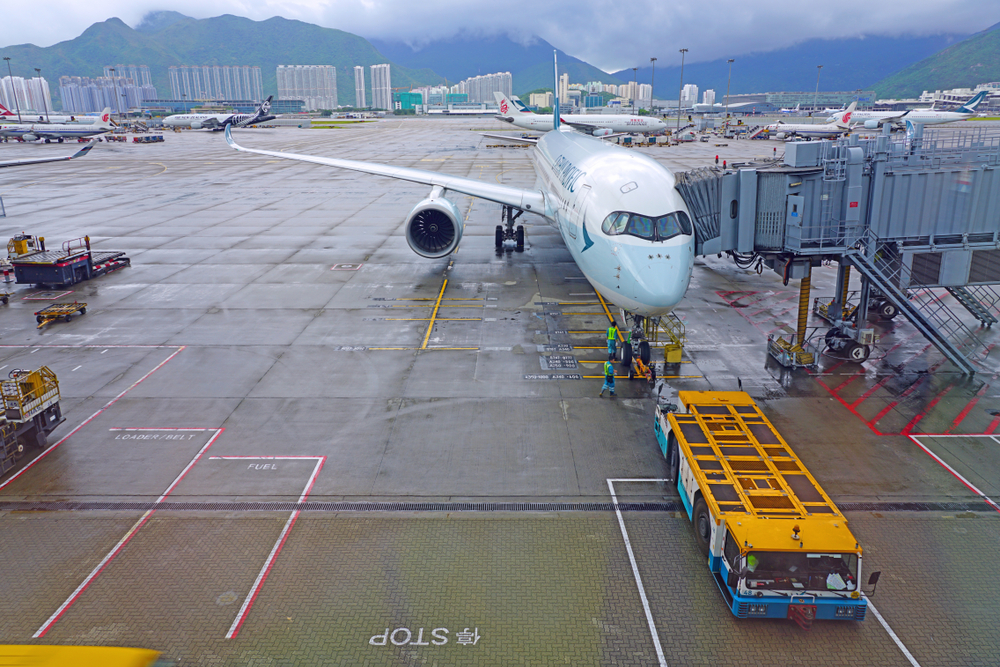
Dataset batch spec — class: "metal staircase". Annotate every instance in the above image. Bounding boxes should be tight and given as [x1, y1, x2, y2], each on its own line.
[746, 125, 767, 140]
[946, 286, 998, 327]
[846, 241, 989, 375]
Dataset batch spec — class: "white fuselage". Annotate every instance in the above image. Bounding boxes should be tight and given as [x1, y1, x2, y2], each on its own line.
[162, 113, 259, 129]
[764, 120, 848, 138]
[829, 108, 974, 127]
[0, 122, 110, 140]
[502, 112, 667, 134]
[532, 128, 695, 316]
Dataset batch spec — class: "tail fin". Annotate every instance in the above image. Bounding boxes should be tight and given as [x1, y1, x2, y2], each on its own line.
[835, 101, 857, 128]
[493, 92, 523, 118]
[959, 91, 988, 113]
[510, 95, 531, 113]
[553, 51, 559, 131]
[94, 108, 113, 128]
[0, 103, 12, 116]
[258, 95, 273, 116]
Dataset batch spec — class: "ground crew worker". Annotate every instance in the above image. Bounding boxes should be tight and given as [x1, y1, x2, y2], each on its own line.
[606, 319, 618, 359]
[599, 359, 616, 397]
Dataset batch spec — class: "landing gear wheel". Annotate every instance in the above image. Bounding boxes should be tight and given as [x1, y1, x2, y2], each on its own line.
[515, 225, 524, 252]
[638, 341, 651, 365]
[666, 431, 680, 482]
[693, 497, 711, 557]
[876, 301, 898, 320]
[847, 342, 871, 362]
[495, 225, 503, 249]
[621, 343, 633, 367]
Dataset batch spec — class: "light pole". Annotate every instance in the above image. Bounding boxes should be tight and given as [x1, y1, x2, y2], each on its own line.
[676, 48, 688, 134]
[650, 57, 657, 114]
[632, 67, 638, 115]
[34, 68, 49, 122]
[725, 58, 734, 121]
[182, 93, 187, 113]
[3, 57, 22, 122]
[813, 65, 823, 123]
[109, 67, 120, 118]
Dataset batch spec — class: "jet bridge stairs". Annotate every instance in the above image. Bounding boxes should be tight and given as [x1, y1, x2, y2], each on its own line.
[675, 124, 1000, 374]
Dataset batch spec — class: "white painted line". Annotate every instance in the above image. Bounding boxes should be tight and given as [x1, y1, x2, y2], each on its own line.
[72, 365, 82, 371]
[225, 456, 326, 639]
[909, 435, 1000, 513]
[607, 479, 667, 667]
[34, 428, 224, 637]
[866, 600, 922, 667]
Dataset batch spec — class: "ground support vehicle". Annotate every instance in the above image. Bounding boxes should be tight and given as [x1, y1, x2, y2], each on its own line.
[9, 235, 129, 288]
[34, 302, 87, 328]
[654, 391, 874, 628]
[0, 367, 65, 474]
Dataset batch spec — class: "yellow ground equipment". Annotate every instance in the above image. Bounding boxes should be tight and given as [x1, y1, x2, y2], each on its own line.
[654, 391, 876, 628]
[0, 645, 160, 666]
[0, 366, 64, 474]
[34, 301, 87, 328]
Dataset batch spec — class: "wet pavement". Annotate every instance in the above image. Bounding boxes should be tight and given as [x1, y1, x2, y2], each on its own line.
[0, 118, 996, 665]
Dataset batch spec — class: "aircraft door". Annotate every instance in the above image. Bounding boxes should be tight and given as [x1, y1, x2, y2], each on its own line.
[564, 184, 593, 240]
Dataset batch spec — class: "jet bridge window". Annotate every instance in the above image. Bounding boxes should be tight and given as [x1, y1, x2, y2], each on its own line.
[601, 211, 692, 241]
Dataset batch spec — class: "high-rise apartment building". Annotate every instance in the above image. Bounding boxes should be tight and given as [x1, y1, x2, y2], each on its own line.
[354, 66, 366, 108]
[169, 66, 263, 102]
[277, 65, 337, 111]
[457, 71, 512, 104]
[703, 89, 716, 106]
[370, 63, 391, 110]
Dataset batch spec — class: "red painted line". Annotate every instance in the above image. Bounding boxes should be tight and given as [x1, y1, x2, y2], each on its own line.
[987, 415, 1000, 434]
[0, 346, 187, 492]
[33, 427, 223, 637]
[836, 373, 865, 392]
[852, 375, 893, 408]
[870, 401, 898, 428]
[947, 385, 988, 434]
[901, 385, 954, 435]
[809, 373, 883, 435]
[908, 436, 1000, 514]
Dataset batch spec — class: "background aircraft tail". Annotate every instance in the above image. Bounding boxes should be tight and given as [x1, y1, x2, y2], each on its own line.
[94, 108, 113, 128]
[959, 91, 988, 113]
[553, 51, 560, 131]
[834, 101, 857, 128]
[0, 103, 12, 116]
[492, 92, 526, 119]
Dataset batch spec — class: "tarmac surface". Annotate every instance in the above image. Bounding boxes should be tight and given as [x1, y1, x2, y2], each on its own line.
[0, 117, 997, 666]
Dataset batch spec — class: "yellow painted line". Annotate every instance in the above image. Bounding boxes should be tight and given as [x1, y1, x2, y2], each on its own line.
[386, 304, 483, 309]
[385, 318, 481, 321]
[368, 347, 480, 351]
[557, 302, 601, 305]
[393, 297, 482, 301]
[583, 375, 703, 379]
[561, 312, 607, 316]
[421, 279, 448, 350]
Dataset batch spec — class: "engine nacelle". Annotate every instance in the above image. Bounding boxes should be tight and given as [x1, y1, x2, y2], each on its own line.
[864, 120, 880, 130]
[22, 134, 38, 142]
[592, 128, 614, 137]
[191, 121, 203, 129]
[404, 196, 464, 258]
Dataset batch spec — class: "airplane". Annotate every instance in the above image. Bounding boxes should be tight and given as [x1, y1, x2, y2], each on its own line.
[765, 102, 856, 139]
[225, 53, 695, 354]
[0, 142, 93, 168]
[493, 92, 667, 136]
[0, 103, 107, 125]
[0, 109, 113, 143]
[778, 103, 800, 114]
[827, 91, 988, 129]
[162, 96, 274, 130]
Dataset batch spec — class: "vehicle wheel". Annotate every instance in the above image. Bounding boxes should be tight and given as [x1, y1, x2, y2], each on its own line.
[63, 315, 72, 322]
[57, 138, 64, 143]
[638, 341, 651, 365]
[621, 343, 633, 367]
[80, 307, 86, 314]
[824, 327, 849, 352]
[1, 297, 7, 305]
[495, 225, 503, 249]
[667, 431, 680, 481]
[847, 342, 871, 362]
[877, 301, 898, 320]
[44, 139, 51, 144]
[515, 225, 525, 252]
[36, 316, 43, 323]
[693, 497, 712, 557]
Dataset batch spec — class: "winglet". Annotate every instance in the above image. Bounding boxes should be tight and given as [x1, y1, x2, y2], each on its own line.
[225, 123, 240, 149]
[553, 50, 560, 131]
[70, 142, 95, 159]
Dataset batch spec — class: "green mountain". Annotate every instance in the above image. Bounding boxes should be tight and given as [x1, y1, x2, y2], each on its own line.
[0, 14, 446, 109]
[873, 22, 1000, 98]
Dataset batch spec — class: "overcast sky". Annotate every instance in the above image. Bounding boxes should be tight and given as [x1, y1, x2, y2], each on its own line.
[3, 1, 998, 72]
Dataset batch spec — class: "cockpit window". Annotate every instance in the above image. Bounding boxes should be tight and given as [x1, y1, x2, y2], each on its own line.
[601, 211, 692, 241]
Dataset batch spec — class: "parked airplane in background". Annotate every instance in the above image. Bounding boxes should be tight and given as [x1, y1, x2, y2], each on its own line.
[0, 109, 113, 142]
[778, 104, 800, 114]
[163, 96, 274, 130]
[493, 93, 667, 136]
[0, 104, 107, 125]
[227, 53, 695, 352]
[0, 142, 93, 168]
[765, 102, 856, 138]
[828, 91, 988, 129]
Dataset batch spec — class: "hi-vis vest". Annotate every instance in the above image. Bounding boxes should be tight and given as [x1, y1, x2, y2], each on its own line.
[607, 326, 618, 341]
[604, 361, 614, 377]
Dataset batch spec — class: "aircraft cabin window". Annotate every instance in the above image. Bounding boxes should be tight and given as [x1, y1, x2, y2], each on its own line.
[601, 211, 692, 241]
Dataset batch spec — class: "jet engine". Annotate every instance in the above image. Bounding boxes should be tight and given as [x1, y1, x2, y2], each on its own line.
[404, 196, 464, 258]
[864, 120, 880, 130]
[592, 128, 614, 137]
[22, 134, 38, 142]
[191, 121, 203, 129]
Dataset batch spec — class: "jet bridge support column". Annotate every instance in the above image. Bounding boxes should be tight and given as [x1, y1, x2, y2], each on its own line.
[796, 270, 811, 348]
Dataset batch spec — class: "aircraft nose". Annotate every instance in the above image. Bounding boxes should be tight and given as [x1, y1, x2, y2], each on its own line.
[617, 242, 692, 313]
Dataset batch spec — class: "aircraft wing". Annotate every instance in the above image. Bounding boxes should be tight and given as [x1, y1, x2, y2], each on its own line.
[0, 142, 94, 169]
[225, 125, 546, 213]
[480, 133, 538, 144]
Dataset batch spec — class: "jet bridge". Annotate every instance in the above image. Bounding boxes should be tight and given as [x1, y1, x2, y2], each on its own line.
[675, 124, 1000, 374]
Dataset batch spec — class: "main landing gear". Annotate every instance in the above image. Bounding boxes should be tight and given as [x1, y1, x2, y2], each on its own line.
[496, 205, 525, 253]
